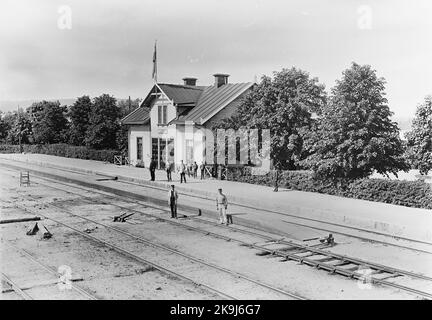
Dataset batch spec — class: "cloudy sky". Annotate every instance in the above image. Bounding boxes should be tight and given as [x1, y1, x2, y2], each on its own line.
[1, 0, 432, 120]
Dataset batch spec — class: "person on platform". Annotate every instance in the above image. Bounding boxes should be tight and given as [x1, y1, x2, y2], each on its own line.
[166, 160, 172, 182]
[168, 185, 178, 218]
[149, 158, 156, 181]
[216, 188, 228, 225]
[187, 162, 192, 178]
[192, 161, 198, 179]
[179, 160, 187, 183]
[200, 162, 205, 180]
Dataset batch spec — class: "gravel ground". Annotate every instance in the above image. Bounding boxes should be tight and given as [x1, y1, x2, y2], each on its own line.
[0, 167, 428, 300]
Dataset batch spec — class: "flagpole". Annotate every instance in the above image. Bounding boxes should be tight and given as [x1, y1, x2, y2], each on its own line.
[152, 40, 157, 84]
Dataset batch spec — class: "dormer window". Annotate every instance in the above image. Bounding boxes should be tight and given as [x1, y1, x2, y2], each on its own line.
[158, 105, 167, 125]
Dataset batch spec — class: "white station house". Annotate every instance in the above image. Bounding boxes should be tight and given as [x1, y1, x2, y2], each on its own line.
[121, 74, 254, 170]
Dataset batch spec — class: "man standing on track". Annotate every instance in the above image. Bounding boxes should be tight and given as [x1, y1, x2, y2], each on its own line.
[216, 188, 228, 225]
[168, 185, 178, 218]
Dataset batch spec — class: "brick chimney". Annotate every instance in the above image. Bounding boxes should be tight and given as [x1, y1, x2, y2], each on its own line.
[182, 77, 197, 86]
[213, 73, 229, 88]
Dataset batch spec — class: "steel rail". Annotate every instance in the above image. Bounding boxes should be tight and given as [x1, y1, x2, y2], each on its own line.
[29, 175, 432, 284]
[12, 192, 432, 300]
[2, 162, 432, 254]
[3, 168, 431, 299]
[1, 272, 33, 300]
[6, 199, 302, 300]
[2, 241, 98, 300]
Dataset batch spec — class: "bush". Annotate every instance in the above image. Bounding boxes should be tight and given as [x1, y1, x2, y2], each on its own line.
[345, 179, 432, 209]
[0, 143, 119, 163]
[226, 166, 432, 209]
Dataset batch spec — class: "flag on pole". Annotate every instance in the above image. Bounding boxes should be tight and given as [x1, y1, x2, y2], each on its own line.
[152, 41, 157, 82]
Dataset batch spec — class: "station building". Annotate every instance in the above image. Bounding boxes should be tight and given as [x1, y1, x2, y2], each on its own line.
[121, 74, 254, 169]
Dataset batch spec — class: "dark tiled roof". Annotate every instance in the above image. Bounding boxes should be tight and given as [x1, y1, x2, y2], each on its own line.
[180, 82, 253, 124]
[122, 82, 253, 126]
[121, 107, 150, 125]
[158, 84, 205, 105]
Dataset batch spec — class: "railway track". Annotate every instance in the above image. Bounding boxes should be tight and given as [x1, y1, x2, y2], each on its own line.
[1, 160, 431, 255]
[14, 169, 432, 255]
[1, 173, 431, 299]
[1, 196, 304, 300]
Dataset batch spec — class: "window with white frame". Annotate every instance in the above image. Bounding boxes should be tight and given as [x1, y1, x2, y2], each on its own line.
[158, 105, 168, 125]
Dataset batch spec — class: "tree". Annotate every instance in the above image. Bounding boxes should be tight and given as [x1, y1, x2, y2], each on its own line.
[85, 94, 120, 149]
[212, 67, 327, 171]
[117, 97, 141, 118]
[5, 110, 32, 144]
[29, 101, 68, 144]
[116, 97, 141, 155]
[69, 95, 93, 145]
[405, 96, 432, 174]
[0, 111, 11, 142]
[302, 63, 408, 180]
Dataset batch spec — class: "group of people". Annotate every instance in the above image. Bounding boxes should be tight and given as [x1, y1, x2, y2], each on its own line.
[149, 159, 207, 183]
[168, 185, 229, 225]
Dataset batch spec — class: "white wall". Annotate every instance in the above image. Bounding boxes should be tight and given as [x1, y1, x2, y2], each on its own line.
[174, 124, 205, 166]
[149, 94, 176, 138]
[128, 125, 151, 167]
[193, 128, 204, 164]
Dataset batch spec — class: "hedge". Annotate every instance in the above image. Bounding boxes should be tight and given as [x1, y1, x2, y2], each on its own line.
[0, 144, 119, 163]
[227, 167, 432, 210]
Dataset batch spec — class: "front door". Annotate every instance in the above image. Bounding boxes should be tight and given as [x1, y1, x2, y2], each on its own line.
[159, 139, 167, 169]
[152, 138, 173, 170]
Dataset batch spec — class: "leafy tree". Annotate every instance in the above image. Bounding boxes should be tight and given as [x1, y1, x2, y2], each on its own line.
[6, 110, 32, 144]
[302, 63, 408, 180]
[85, 94, 120, 149]
[69, 95, 93, 145]
[29, 101, 68, 144]
[118, 97, 141, 118]
[0, 111, 11, 142]
[116, 97, 141, 155]
[213, 67, 327, 171]
[405, 96, 432, 174]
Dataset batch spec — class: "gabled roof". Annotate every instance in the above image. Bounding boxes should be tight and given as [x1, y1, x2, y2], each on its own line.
[158, 84, 205, 105]
[174, 82, 253, 124]
[122, 80, 254, 126]
[121, 106, 150, 125]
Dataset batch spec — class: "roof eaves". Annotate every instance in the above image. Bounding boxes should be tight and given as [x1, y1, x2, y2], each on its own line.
[121, 106, 142, 123]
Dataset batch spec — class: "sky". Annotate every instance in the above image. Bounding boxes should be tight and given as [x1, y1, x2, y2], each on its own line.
[1, 0, 432, 121]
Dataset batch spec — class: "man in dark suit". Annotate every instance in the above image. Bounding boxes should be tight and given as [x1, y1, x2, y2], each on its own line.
[168, 185, 178, 218]
[149, 158, 156, 181]
[166, 160, 172, 181]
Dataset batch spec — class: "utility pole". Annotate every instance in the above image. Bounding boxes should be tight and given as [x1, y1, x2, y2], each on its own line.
[17, 106, 22, 153]
[128, 96, 131, 113]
